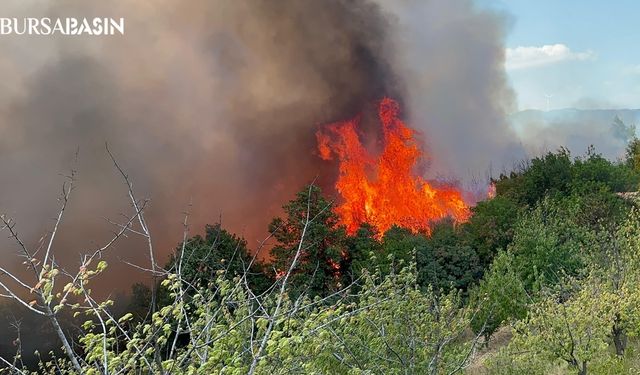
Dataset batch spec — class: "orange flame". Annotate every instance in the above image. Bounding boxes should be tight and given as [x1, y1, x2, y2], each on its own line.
[487, 181, 497, 199]
[316, 98, 470, 236]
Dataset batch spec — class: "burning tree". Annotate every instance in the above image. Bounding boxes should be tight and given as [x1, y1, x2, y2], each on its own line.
[0, 165, 485, 374]
[316, 98, 470, 236]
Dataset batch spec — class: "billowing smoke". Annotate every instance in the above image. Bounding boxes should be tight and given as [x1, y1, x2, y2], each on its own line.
[376, 0, 525, 181]
[512, 109, 639, 159]
[0, 0, 521, 294]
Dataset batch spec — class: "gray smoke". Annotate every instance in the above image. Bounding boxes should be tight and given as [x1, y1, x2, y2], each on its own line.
[376, 0, 525, 181]
[512, 109, 639, 160]
[0, 0, 523, 293]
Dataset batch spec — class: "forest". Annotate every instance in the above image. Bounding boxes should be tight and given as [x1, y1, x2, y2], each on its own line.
[3, 140, 640, 375]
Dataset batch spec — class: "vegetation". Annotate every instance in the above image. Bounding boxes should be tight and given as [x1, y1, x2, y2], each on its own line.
[2, 143, 640, 373]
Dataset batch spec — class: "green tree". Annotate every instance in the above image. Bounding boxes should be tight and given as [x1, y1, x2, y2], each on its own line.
[341, 223, 381, 285]
[470, 250, 528, 342]
[169, 224, 271, 294]
[496, 149, 573, 207]
[611, 115, 636, 142]
[585, 209, 640, 356]
[570, 183, 629, 231]
[571, 148, 639, 195]
[288, 266, 478, 374]
[495, 148, 639, 210]
[463, 195, 522, 268]
[269, 185, 347, 298]
[491, 279, 617, 375]
[625, 137, 640, 173]
[509, 197, 593, 292]
[378, 226, 420, 276]
[126, 282, 153, 321]
[416, 219, 481, 294]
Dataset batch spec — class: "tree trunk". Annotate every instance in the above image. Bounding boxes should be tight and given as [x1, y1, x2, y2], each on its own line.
[578, 360, 587, 375]
[612, 326, 627, 356]
[46, 307, 82, 373]
[612, 315, 627, 356]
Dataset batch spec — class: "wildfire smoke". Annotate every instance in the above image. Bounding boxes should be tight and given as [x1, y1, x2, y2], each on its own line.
[0, 0, 522, 293]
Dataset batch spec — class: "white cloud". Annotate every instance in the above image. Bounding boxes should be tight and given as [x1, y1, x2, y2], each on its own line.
[624, 64, 640, 75]
[506, 44, 594, 70]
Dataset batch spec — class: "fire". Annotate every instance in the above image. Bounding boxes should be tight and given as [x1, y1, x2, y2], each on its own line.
[316, 98, 470, 236]
[487, 181, 497, 199]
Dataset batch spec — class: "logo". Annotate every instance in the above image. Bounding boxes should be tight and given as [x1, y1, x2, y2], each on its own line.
[0, 18, 124, 36]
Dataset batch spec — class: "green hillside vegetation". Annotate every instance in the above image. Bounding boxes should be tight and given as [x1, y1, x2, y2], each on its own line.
[3, 142, 640, 374]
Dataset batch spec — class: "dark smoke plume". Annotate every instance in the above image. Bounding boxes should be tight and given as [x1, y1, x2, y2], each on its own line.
[0, 0, 527, 358]
[0, 0, 521, 295]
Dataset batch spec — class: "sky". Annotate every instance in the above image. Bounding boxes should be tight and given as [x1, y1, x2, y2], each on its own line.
[482, 0, 640, 111]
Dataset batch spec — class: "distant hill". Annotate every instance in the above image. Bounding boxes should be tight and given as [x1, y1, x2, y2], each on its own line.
[511, 108, 640, 129]
[509, 108, 640, 159]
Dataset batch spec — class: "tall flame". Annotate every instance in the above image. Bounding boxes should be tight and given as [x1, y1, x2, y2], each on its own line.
[316, 98, 470, 236]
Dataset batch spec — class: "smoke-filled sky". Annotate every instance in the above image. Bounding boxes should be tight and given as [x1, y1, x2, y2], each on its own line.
[0, 0, 631, 294]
